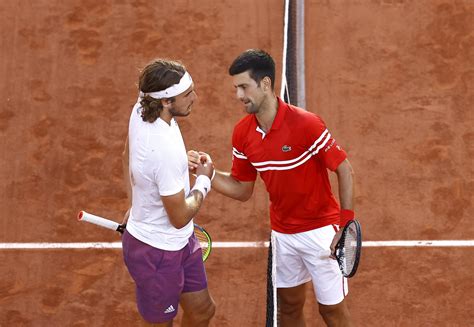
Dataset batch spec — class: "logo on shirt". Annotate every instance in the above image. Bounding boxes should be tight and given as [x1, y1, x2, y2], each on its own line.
[164, 305, 175, 314]
[324, 139, 336, 152]
[281, 145, 292, 152]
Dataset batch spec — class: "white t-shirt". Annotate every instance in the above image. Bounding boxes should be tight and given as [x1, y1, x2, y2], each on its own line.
[126, 101, 193, 250]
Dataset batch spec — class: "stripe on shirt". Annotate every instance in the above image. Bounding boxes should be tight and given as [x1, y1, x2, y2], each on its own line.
[232, 147, 248, 160]
[233, 129, 332, 172]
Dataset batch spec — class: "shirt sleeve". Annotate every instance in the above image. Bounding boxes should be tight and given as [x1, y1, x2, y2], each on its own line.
[230, 127, 257, 182]
[306, 114, 347, 171]
[152, 146, 186, 196]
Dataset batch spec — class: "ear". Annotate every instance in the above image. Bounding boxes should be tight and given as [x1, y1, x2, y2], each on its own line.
[262, 77, 271, 91]
[161, 98, 172, 108]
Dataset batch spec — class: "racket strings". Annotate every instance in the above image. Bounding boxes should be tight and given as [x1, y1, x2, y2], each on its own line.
[194, 228, 211, 261]
[341, 224, 358, 272]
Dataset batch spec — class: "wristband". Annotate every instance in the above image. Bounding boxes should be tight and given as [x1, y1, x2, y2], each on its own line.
[193, 170, 215, 181]
[340, 209, 354, 228]
[191, 175, 211, 199]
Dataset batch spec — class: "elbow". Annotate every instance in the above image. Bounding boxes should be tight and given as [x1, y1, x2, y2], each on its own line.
[171, 222, 187, 230]
[167, 211, 191, 230]
[169, 218, 188, 230]
[236, 192, 252, 202]
[337, 159, 355, 178]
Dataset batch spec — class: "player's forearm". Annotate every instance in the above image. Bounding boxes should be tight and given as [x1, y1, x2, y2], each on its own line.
[336, 159, 355, 210]
[212, 171, 252, 201]
[168, 191, 204, 229]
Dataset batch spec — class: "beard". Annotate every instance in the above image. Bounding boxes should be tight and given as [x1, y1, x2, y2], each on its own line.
[244, 100, 261, 114]
[169, 104, 191, 117]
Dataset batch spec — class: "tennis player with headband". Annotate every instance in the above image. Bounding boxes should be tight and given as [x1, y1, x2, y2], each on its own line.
[188, 49, 355, 326]
[121, 59, 215, 326]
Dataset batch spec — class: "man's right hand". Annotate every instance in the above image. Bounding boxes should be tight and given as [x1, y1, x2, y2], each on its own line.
[119, 207, 131, 234]
[187, 150, 200, 173]
[196, 155, 214, 179]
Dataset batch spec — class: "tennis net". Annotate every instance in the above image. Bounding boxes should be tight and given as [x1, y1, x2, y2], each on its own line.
[266, 1, 306, 326]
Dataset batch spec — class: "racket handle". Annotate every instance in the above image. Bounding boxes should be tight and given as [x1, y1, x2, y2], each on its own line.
[77, 211, 120, 231]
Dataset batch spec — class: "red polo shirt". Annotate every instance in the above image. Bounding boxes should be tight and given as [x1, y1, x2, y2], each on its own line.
[231, 97, 347, 234]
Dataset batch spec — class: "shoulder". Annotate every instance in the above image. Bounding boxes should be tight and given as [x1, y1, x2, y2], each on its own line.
[234, 114, 254, 130]
[233, 115, 255, 138]
[286, 104, 326, 128]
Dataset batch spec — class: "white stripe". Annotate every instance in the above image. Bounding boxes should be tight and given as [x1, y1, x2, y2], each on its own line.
[232, 147, 245, 156]
[252, 129, 329, 167]
[253, 149, 310, 167]
[0, 240, 472, 250]
[232, 148, 247, 160]
[308, 129, 329, 152]
[362, 240, 474, 247]
[311, 132, 331, 155]
[233, 152, 247, 160]
[255, 152, 313, 172]
[0, 243, 123, 249]
[254, 133, 330, 171]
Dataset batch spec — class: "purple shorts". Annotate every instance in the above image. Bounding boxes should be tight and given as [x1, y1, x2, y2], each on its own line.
[122, 230, 208, 323]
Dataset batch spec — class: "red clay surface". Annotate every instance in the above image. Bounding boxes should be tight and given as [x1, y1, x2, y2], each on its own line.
[0, 0, 473, 326]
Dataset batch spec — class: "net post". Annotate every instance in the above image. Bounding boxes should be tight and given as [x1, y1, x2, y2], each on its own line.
[282, 0, 306, 108]
[295, 0, 305, 108]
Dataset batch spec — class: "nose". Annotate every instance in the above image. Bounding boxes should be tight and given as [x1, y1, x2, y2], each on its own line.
[236, 88, 244, 101]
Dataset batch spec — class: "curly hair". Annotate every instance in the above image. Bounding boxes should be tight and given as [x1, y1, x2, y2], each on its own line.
[138, 59, 186, 123]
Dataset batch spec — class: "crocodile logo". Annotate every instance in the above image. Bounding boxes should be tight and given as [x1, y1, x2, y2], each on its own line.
[282, 145, 292, 152]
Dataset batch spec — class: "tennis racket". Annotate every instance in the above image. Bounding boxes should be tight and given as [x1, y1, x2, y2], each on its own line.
[332, 219, 362, 278]
[77, 210, 212, 262]
[193, 223, 212, 261]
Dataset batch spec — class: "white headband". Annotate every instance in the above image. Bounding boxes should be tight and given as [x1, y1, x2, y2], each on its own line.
[139, 71, 193, 99]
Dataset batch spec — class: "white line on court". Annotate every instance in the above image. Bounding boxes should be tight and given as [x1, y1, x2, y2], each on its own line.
[0, 240, 473, 249]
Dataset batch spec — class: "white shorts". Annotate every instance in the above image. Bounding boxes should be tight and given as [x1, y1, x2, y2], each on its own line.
[272, 225, 348, 305]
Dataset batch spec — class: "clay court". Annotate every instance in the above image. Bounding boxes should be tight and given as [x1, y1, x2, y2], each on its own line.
[0, 0, 473, 326]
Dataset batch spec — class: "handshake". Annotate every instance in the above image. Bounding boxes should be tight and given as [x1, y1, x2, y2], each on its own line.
[187, 150, 215, 184]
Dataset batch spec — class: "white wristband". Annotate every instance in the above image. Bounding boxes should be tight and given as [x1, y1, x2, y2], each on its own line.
[191, 175, 211, 199]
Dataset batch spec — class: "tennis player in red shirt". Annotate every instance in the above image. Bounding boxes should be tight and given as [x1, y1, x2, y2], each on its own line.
[189, 49, 355, 326]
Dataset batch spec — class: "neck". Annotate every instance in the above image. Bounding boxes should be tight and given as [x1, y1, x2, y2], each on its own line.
[160, 110, 173, 125]
[255, 94, 278, 132]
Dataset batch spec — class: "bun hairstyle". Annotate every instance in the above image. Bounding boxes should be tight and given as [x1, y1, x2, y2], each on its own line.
[138, 59, 186, 123]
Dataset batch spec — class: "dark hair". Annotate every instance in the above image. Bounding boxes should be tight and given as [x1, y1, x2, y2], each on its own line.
[138, 59, 186, 123]
[228, 49, 275, 89]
